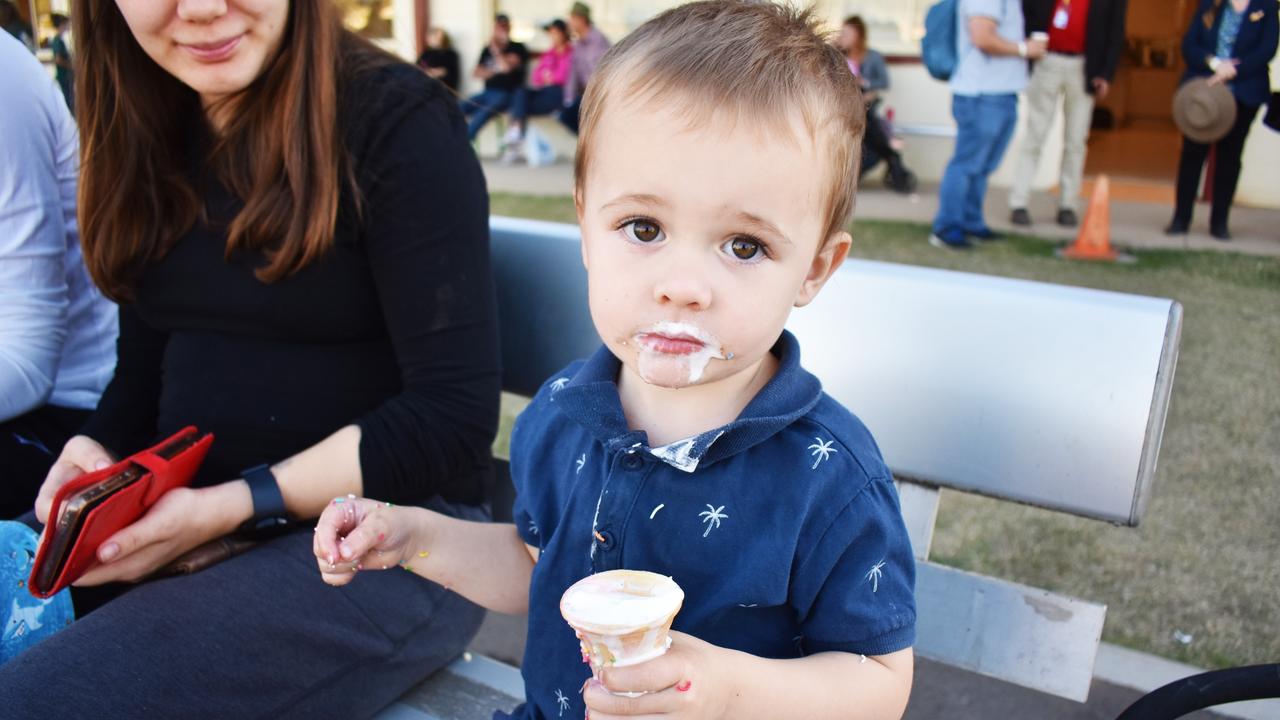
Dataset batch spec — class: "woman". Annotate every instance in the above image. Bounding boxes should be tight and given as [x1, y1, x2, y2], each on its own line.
[503, 18, 574, 161]
[1167, 0, 1278, 240]
[417, 26, 459, 93]
[838, 16, 915, 193]
[0, 0, 501, 717]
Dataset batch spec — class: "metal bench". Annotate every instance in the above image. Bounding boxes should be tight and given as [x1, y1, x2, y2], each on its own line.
[376, 215, 1182, 718]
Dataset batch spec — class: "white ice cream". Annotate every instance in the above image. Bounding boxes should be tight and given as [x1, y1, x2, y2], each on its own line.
[632, 321, 727, 386]
[560, 570, 685, 634]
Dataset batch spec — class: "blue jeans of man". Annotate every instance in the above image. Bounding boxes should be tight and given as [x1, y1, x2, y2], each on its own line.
[459, 88, 516, 140]
[932, 94, 1018, 238]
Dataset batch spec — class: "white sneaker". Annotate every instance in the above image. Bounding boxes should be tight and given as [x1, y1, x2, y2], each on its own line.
[503, 125, 523, 146]
[500, 139, 525, 165]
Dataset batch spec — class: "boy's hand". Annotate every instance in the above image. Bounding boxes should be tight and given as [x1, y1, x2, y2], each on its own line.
[584, 631, 733, 718]
[313, 497, 424, 586]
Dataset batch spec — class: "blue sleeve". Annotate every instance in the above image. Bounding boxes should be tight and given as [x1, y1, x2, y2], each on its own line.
[1235, 3, 1279, 77]
[1183, 2, 1218, 70]
[864, 52, 890, 92]
[0, 42, 73, 422]
[963, 0, 1005, 20]
[790, 476, 917, 656]
[509, 363, 582, 547]
[510, 398, 543, 548]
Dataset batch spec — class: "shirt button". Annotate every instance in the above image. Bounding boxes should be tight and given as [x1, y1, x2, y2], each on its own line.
[597, 530, 615, 549]
[622, 454, 643, 470]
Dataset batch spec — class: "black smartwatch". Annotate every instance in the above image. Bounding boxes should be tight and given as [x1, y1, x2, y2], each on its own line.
[239, 464, 290, 532]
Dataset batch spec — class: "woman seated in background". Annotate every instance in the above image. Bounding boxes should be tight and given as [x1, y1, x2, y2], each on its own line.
[838, 15, 916, 193]
[502, 18, 574, 162]
[417, 26, 460, 93]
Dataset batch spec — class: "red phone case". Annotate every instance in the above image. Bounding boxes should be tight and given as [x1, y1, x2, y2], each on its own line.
[28, 427, 213, 599]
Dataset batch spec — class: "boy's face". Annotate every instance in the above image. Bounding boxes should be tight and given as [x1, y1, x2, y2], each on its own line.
[577, 96, 850, 390]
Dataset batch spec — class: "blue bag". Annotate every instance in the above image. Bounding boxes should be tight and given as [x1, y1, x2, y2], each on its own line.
[922, 0, 959, 81]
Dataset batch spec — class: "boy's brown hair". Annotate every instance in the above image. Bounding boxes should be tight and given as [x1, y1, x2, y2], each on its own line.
[574, 1, 865, 244]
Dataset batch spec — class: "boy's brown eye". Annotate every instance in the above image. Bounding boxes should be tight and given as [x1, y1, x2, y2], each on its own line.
[729, 238, 761, 260]
[630, 220, 662, 243]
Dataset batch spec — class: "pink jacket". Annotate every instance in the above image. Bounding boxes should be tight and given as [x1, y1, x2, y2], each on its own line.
[530, 45, 573, 88]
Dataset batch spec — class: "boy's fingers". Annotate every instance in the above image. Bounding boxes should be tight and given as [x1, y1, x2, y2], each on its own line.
[599, 654, 685, 695]
[337, 511, 388, 561]
[583, 678, 681, 716]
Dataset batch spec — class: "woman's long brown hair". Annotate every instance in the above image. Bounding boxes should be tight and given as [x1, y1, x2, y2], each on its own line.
[74, 0, 388, 301]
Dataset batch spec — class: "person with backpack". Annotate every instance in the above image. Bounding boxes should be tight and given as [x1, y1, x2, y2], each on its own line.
[927, 0, 1046, 250]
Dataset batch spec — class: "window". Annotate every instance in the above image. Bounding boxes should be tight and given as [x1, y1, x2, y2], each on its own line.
[832, 0, 930, 57]
[336, 0, 396, 40]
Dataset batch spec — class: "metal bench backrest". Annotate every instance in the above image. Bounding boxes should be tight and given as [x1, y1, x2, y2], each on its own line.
[490, 216, 1181, 526]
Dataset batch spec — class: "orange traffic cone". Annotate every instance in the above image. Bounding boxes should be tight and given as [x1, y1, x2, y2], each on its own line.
[1060, 175, 1118, 261]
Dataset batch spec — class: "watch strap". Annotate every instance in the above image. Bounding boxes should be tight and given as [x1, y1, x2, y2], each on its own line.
[240, 463, 289, 531]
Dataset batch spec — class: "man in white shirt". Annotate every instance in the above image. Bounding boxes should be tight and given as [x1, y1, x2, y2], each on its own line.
[0, 32, 117, 519]
[930, 0, 1046, 249]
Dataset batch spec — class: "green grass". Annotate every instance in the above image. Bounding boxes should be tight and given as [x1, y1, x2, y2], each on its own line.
[489, 192, 1280, 669]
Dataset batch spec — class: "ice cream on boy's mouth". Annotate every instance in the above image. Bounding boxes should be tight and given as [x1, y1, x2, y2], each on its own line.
[561, 570, 685, 672]
[630, 321, 732, 385]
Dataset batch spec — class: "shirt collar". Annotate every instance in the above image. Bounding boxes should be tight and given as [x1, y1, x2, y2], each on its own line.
[550, 330, 823, 472]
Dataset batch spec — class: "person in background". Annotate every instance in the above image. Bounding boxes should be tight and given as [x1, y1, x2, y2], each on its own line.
[417, 26, 459, 93]
[49, 13, 74, 114]
[1009, 0, 1127, 228]
[0, 0, 33, 51]
[0, 32, 116, 521]
[503, 18, 574, 162]
[459, 13, 529, 141]
[1166, 0, 1277, 240]
[929, 0, 1045, 250]
[560, 2, 610, 134]
[838, 15, 915, 193]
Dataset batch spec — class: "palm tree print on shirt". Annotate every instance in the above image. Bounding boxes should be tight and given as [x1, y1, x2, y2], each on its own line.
[575, 453, 586, 474]
[550, 377, 570, 393]
[808, 437, 836, 469]
[866, 559, 886, 592]
[554, 688, 570, 716]
[699, 504, 728, 537]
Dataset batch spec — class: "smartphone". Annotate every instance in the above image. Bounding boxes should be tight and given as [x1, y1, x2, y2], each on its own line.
[34, 432, 208, 593]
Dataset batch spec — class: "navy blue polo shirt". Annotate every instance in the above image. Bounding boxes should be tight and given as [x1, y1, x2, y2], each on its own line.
[498, 331, 916, 720]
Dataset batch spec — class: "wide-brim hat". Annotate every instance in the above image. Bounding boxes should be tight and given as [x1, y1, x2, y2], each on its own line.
[1172, 78, 1236, 144]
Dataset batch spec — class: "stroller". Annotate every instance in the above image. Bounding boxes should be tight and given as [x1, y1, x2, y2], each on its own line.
[859, 102, 917, 194]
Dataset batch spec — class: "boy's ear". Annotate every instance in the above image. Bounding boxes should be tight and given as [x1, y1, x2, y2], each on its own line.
[794, 230, 851, 308]
[575, 189, 590, 270]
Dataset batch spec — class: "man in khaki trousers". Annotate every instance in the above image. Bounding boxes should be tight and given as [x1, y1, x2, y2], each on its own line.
[1010, 0, 1127, 227]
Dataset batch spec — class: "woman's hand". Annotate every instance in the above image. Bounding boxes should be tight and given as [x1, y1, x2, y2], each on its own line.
[312, 496, 428, 586]
[75, 480, 252, 585]
[1208, 58, 1239, 86]
[34, 435, 116, 524]
[583, 631, 734, 719]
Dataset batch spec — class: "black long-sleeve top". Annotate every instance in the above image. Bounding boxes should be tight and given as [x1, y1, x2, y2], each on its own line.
[81, 61, 501, 507]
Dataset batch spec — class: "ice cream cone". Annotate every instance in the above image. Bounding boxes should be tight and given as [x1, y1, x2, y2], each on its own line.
[561, 570, 684, 672]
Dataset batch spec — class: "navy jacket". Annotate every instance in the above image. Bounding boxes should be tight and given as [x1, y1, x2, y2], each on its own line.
[1181, 0, 1279, 106]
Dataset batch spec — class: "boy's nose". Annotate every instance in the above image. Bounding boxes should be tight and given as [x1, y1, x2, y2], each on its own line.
[652, 274, 712, 311]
